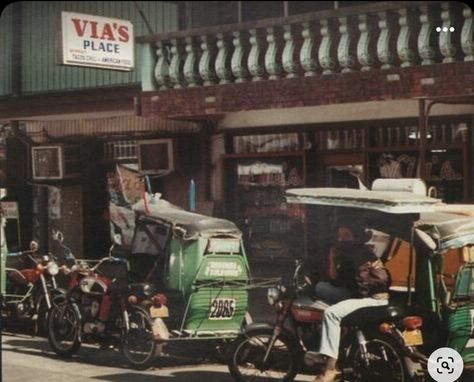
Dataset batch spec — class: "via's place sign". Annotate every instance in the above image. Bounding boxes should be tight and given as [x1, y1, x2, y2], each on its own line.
[60, 11, 134, 71]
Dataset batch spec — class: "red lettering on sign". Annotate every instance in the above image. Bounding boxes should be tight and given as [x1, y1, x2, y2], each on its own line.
[118, 25, 129, 42]
[89, 21, 99, 39]
[71, 18, 88, 37]
[70, 16, 129, 42]
[100, 23, 115, 41]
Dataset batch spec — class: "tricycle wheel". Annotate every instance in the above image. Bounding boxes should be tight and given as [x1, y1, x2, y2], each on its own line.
[228, 327, 299, 382]
[121, 306, 157, 369]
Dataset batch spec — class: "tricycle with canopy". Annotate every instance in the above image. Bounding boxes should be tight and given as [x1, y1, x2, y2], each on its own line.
[124, 195, 275, 359]
[282, 185, 474, 381]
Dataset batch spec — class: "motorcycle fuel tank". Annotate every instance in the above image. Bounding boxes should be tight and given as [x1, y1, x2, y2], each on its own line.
[79, 276, 108, 295]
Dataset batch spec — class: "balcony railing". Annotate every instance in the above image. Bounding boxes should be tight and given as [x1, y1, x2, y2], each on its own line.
[136, 1, 474, 91]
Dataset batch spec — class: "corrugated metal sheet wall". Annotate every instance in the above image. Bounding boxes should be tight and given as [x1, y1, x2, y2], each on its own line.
[25, 116, 200, 143]
[0, 5, 13, 96]
[1, 1, 178, 95]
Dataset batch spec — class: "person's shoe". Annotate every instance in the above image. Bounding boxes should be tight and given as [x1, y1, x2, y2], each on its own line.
[312, 357, 339, 382]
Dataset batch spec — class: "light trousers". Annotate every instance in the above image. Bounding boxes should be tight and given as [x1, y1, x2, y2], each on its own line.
[319, 297, 388, 359]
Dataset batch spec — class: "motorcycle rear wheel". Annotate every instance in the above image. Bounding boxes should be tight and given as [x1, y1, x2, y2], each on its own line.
[228, 327, 300, 382]
[349, 334, 409, 382]
[48, 301, 81, 357]
[120, 306, 157, 369]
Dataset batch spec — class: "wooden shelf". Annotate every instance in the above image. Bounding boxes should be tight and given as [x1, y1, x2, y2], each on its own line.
[223, 151, 305, 159]
[317, 148, 365, 155]
[366, 143, 465, 153]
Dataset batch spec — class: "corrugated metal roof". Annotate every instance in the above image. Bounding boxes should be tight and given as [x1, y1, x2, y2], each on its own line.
[285, 187, 441, 213]
[24, 116, 200, 143]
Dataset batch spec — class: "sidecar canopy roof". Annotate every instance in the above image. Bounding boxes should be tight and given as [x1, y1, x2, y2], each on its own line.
[416, 209, 474, 251]
[133, 196, 241, 241]
[286, 188, 441, 214]
[286, 188, 474, 251]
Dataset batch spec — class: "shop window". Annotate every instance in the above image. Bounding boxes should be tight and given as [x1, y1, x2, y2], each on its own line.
[233, 133, 302, 153]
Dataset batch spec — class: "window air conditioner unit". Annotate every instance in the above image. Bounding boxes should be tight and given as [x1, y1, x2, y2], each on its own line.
[31, 145, 80, 180]
[138, 139, 175, 175]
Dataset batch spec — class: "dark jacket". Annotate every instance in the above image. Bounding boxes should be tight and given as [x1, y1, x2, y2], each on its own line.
[355, 259, 391, 298]
[333, 242, 390, 298]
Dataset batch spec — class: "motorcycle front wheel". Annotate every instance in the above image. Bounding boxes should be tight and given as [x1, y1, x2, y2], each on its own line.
[349, 334, 409, 382]
[120, 306, 157, 369]
[47, 300, 81, 357]
[228, 327, 300, 382]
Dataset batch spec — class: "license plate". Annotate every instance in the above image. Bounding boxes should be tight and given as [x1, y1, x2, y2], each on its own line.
[209, 298, 236, 320]
[403, 329, 423, 346]
[150, 305, 169, 318]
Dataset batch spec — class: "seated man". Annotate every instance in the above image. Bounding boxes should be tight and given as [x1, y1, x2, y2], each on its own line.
[311, 222, 392, 382]
[314, 222, 375, 303]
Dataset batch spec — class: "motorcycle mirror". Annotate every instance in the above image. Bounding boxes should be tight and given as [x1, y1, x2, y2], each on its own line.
[52, 230, 64, 244]
[414, 228, 437, 251]
[30, 241, 39, 253]
[113, 234, 122, 246]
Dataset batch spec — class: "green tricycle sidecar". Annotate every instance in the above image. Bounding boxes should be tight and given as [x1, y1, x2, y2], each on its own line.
[127, 196, 270, 343]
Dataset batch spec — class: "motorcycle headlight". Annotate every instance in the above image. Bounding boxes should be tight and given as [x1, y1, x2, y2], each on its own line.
[46, 261, 59, 276]
[267, 287, 280, 306]
[143, 283, 154, 297]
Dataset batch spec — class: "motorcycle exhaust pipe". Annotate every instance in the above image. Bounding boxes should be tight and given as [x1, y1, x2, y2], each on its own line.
[123, 310, 130, 331]
[356, 330, 370, 366]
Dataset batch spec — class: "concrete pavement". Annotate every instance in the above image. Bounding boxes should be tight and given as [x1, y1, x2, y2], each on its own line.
[1, 333, 313, 382]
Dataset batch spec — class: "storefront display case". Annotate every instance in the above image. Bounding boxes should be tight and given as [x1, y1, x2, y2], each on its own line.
[223, 133, 307, 262]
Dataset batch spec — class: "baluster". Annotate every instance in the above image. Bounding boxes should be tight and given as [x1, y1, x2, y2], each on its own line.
[265, 26, 284, 80]
[462, 5, 474, 61]
[215, 33, 233, 84]
[397, 8, 418, 67]
[338, 16, 357, 73]
[154, 41, 171, 90]
[183, 36, 201, 87]
[377, 11, 397, 69]
[357, 14, 376, 71]
[418, 5, 436, 65]
[199, 35, 218, 86]
[300, 21, 318, 77]
[439, 2, 457, 63]
[282, 24, 299, 78]
[231, 30, 250, 82]
[169, 38, 185, 89]
[319, 19, 337, 75]
[248, 28, 265, 81]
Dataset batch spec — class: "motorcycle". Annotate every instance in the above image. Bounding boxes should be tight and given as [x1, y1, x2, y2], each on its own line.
[1, 240, 63, 335]
[228, 259, 424, 382]
[47, 233, 166, 369]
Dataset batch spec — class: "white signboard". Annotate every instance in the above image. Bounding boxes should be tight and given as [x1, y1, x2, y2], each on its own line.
[1, 201, 19, 219]
[61, 11, 134, 71]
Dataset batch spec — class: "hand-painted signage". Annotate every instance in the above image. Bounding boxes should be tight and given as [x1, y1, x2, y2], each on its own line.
[61, 11, 134, 71]
[0, 202, 19, 219]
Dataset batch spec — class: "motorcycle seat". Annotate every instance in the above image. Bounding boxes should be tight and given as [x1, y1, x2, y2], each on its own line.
[293, 296, 330, 311]
[341, 304, 404, 327]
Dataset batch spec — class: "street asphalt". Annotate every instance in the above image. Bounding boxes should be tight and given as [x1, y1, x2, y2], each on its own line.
[1, 332, 313, 382]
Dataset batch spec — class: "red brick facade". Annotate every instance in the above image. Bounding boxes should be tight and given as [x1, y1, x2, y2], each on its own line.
[141, 61, 474, 120]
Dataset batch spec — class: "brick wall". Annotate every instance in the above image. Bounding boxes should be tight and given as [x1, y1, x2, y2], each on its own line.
[141, 61, 474, 119]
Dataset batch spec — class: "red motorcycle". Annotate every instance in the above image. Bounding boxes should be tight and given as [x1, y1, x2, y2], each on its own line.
[228, 260, 425, 382]
[47, 233, 167, 369]
[1, 241, 63, 335]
